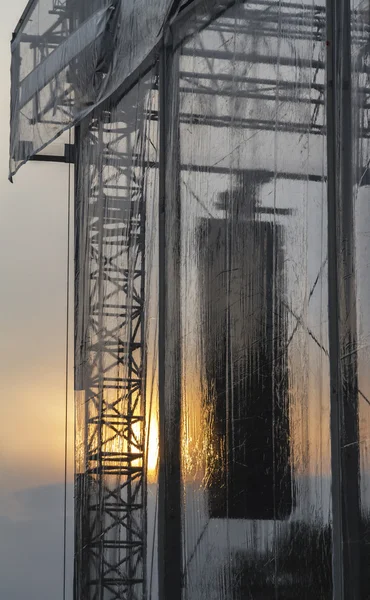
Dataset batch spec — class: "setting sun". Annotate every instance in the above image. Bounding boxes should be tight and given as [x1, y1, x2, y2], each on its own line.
[147, 416, 159, 481]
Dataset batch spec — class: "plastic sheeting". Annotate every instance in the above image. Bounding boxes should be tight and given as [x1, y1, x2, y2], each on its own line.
[9, 0, 173, 178]
[337, 0, 370, 596]
[12, 0, 370, 598]
[159, 0, 370, 598]
[165, 2, 332, 598]
[71, 0, 370, 597]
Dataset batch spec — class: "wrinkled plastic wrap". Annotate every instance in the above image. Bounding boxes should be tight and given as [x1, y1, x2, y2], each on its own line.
[11, 0, 370, 598]
[170, 2, 332, 597]
[344, 0, 370, 595]
[9, 0, 172, 178]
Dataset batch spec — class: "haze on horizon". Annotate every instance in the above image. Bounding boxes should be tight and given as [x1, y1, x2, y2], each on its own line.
[0, 4, 74, 599]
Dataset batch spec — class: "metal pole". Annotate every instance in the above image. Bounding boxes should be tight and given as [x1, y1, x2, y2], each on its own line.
[158, 34, 183, 600]
[337, 1, 361, 596]
[326, 1, 361, 597]
[326, 2, 344, 596]
[73, 123, 81, 600]
[158, 46, 166, 599]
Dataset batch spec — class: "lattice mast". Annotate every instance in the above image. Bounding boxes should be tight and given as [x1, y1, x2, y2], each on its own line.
[18, 1, 149, 597]
[74, 103, 147, 600]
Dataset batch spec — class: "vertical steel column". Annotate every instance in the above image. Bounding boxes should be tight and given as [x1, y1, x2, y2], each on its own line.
[326, 1, 361, 598]
[74, 122, 81, 600]
[337, 2, 361, 596]
[158, 34, 183, 600]
[326, 2, 343, 594]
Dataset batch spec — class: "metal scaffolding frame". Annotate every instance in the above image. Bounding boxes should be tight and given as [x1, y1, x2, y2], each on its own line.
[16, 1, 370, 142]
[15, 0, 370, 599]
[74, 98, 149, 600]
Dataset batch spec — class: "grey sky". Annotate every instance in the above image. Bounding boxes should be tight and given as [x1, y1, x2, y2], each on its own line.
[0, 4, 73, 599]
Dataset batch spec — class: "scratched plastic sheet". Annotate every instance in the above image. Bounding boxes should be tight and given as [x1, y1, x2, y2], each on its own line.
[173, 2, 332, 598]
[9, 0, 172, 178]
[12, 0, 370, 599]
[74, 70, 159, 600]
[351, 0, 370, 594]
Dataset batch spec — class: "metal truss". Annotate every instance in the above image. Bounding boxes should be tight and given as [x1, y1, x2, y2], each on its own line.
[16, 0, 100, 135]
[74, 95, 150, 600]
[20, 0, 370, 149]
[19, 15, 148, 600]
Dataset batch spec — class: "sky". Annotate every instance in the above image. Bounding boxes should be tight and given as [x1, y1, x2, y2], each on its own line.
[0, 4, 74, 599]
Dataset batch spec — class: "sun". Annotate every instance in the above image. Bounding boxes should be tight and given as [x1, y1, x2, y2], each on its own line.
[147, 416, 159, 481]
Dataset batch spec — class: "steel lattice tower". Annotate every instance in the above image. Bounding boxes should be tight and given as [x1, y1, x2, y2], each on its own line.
[20, 1, 150, 596]
[74, 99, 149, 599]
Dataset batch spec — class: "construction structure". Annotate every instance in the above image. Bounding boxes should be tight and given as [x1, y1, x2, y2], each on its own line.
[9, 0, 370, 599]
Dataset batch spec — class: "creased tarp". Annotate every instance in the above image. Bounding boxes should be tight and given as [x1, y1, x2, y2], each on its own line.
[18, 7, 111, 110]
[9, 0, 173, 179]
[169, 2, 332, 598]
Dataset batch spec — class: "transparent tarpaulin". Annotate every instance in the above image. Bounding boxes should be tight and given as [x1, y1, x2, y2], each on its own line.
[344, 0, 370, 596]
[10, 0, 370, 598]
[9, 0, 173, 179]
[160, 0, 370, 597]
[168, 1, 331, 597]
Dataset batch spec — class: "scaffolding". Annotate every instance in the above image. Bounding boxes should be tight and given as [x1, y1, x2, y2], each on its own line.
[74, 101, 149, 599]
[9, 0, 370, 599]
